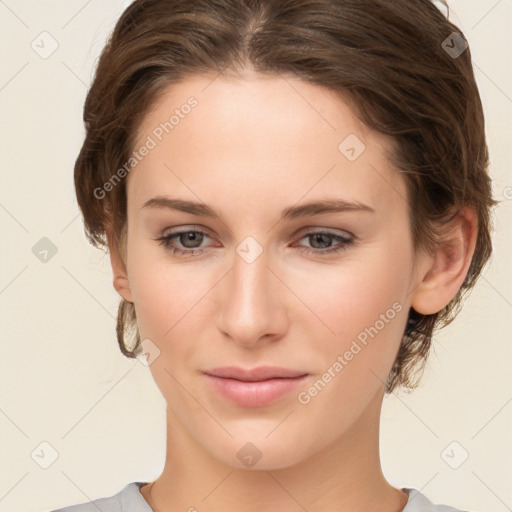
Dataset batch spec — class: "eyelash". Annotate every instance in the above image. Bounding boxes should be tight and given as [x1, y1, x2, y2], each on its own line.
[154, 228, 354, 257]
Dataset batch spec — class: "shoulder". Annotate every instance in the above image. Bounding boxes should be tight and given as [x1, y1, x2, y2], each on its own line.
[47, 482, 151, 512]
[402, 488, 472, 512]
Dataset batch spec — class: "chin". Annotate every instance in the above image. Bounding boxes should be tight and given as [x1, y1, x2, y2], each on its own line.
[205, 429, 316, 472]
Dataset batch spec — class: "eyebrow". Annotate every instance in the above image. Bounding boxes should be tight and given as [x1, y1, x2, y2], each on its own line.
[141, 196, 375, 220]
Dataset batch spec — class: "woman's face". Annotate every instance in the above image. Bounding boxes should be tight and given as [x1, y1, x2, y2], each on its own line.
[119, 72, 427, 470]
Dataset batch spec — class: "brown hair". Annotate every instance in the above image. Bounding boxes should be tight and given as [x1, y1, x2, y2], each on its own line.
[74, 0, 496, 393]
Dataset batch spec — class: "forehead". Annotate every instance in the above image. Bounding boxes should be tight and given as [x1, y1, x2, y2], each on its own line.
[128, 72, 407, 217]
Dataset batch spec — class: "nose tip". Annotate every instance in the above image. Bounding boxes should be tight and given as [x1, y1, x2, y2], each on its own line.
[216, 250, 288, 347]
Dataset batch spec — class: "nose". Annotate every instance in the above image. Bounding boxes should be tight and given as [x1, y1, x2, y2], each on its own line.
[216, 243, 289, 348]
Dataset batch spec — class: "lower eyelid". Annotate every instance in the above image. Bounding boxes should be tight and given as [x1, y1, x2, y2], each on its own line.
[296, 233, 353, 252]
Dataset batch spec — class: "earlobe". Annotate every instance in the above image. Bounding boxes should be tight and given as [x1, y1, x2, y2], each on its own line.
[112, 261, 133, 304]
[411, 207, 478, 315]
[105, 222, 134, 304]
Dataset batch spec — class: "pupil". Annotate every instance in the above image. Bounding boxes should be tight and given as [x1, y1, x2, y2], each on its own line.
[182, 231, 202, 248]
[311, 233, 331, 249]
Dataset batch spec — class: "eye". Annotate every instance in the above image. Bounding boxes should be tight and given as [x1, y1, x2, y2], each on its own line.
[155, 229, 212, 257]
[154, 228, 354, 257]
[294, 230, 354, 256]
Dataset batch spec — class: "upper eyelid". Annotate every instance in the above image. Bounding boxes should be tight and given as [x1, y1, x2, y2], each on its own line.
[294, 226, 353, 238]
[162, 226, 354, 245]
[163, 225, 352, 235]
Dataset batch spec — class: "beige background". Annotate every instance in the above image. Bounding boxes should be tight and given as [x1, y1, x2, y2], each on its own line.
[0, 0, 511, 511]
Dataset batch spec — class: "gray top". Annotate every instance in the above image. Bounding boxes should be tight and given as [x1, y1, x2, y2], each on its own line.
[48, 482, 471, 511]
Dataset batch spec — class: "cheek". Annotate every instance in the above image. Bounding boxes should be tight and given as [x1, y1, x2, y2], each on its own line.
[299, 247, 411, 377]
[131, 272, 189, 340]
[306, 249, 408, 325]
[128, 253, 214, 407]
[293, 252, 411, 427]
[127, 244, 218, 343]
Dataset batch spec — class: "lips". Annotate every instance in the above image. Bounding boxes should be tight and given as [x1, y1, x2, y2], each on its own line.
[204, 366, 307, 381]
[203, 366, 309, 407]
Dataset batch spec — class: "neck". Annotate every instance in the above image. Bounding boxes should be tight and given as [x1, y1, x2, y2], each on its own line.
[140, 388, 408, 512]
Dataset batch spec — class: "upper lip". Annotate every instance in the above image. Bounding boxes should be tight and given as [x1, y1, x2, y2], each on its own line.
[203, 366, 308, 382]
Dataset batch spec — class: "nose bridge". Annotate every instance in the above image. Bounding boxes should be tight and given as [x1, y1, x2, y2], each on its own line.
[217, 238, 286, 345]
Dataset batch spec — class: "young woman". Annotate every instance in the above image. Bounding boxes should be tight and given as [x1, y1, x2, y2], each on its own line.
[52, 0, 495, 510]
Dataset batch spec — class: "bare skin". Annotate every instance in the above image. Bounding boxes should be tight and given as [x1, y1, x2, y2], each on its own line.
[107, 71, 477, 512]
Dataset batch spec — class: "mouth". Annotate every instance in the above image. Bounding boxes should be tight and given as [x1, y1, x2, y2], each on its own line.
[203, 366, 309, 407]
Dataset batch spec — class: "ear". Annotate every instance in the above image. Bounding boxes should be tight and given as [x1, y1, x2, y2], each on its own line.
[411, 206, 478, 315]
[105, 222, 133, 303]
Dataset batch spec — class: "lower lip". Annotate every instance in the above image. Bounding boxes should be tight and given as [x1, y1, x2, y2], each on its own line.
[204, 374, 308, 407]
